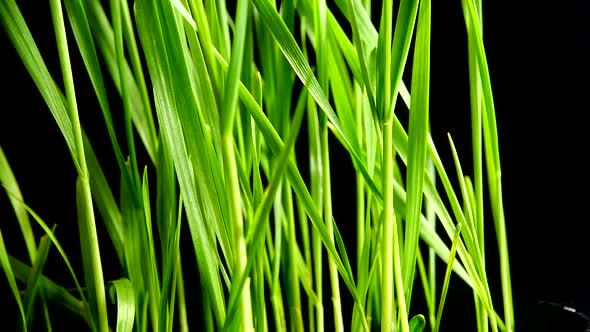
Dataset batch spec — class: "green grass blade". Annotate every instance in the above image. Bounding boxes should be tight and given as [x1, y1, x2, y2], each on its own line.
[330, 0, 377, 47]
[346, 0, 377, 116]
[378, 0, 406, 329]
[402, 0, 431, 303]
[220, 0, 254, 328]
[251, 0, 381, 200]
[63, 0, 128, 176]
[110, 0, 141, 189]
[409, 314, 426, 332]
[175, 257, 189, 332]
[433, 224, 462, 332]
[82, 0, 158, 162]
[160, 197, 184, 332]
[0, 146, 37, 263]
[221, 0, 250, 134]
[141, 168, 162, 330]
[161, 0, 235, 273]
[170, 0, 196, 28]
[415, 249, 434, 327]
[51, 0, 109, 328]
[75, 177, 109, 332]
[466, 3, 485, 268]
[2, 190, 89, 325]
[118, 0, 158, 158]
[314, 1, 345, 326]
[227, 83, 306, 330]
[83, 134, 124, 263]
[109, 278, 136, 332]
[448, 134, 483, 270]
[0, 0, 78, 167]
[213, 46, 362, 299]
[283, 100, 305, 332]
[460, 1, 514, 329]
[22, 231, 53, 331]
[10, 255, 87, 321]
[306, 89, 325, 332]
[327, 32, 360, 151]
[388, 0, 420, 120]
[41, 293, 53, 332]
[135, 0, 226, 324]
[0, 228, 27, 330]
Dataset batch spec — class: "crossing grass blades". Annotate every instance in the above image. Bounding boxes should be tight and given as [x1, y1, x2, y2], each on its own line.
[0, 0, 514, 331]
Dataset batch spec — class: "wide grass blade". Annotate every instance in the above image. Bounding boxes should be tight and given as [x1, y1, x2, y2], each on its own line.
[402, 0, 431, 303]
[409, 314, 426, 332]
[109, 278, 136, 332]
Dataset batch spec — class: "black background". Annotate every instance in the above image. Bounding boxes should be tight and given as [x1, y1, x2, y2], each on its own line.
[1, 0, 589, 331]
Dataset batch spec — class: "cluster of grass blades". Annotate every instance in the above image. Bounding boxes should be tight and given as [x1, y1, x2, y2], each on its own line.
[0, 0, 513, 331]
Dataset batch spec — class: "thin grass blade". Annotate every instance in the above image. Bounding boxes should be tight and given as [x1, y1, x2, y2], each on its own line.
[0, 228, 27, 330]
[0, 146, 37, 263]
[433, 224, 463, 332]
[22, 231, 54, 331]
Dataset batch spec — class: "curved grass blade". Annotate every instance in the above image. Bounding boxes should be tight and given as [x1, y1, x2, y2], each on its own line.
[109, 278, 136, 332]
[170, 0, 196, 29]
[409, 314, 426, 332]
[2, 189, 89, 326]
[0, 146, 37, 263]
[0, 228, 27, 330]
